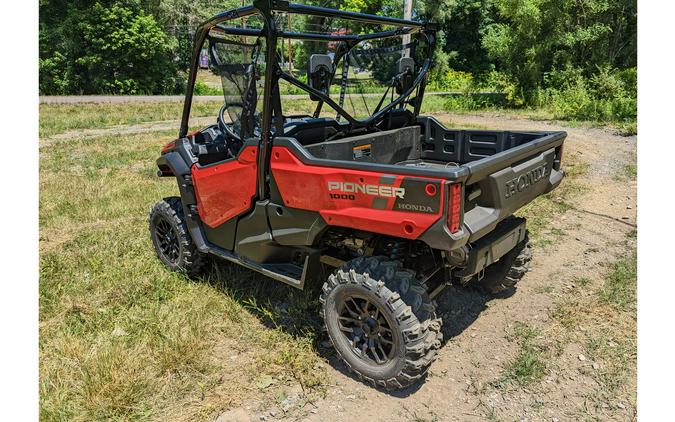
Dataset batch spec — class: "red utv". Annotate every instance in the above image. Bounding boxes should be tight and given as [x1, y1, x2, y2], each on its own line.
[149, 0, 566, 389]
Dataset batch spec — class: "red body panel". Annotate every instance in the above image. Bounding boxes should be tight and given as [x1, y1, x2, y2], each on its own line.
[270, 146, 446, 239]
[191, 146, 258, 228]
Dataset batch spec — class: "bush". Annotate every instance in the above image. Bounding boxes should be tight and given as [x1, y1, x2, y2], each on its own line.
[535, 66, 636, 124]
[430, 69, 474, 92]
[193, 81, 222, 96]
[39, 52, 70, 95]
[39, 3, 181, 95]
[76, 4, 180, 94]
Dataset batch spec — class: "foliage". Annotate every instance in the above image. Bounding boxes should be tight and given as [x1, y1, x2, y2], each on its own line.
[481, 0, 637, 102]
[429, 69, 474, 92]
[39, 0, 637, 128]
[533, 66, 637, 124]
[40, 1, 180, 94]
[193, 80, 222, 96]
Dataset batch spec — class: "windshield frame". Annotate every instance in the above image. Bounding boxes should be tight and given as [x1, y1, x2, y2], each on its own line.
[180, 1, 436, 138]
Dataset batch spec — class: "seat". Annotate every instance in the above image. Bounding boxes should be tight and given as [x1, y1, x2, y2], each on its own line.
[283, 117, 344, 145]
[376, 109, 415, 131]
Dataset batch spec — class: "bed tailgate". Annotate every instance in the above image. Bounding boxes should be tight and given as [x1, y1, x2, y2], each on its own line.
[461, 131, 566, 242]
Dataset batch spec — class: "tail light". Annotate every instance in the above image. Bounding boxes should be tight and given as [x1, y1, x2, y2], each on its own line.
[447, 183, 462, 233]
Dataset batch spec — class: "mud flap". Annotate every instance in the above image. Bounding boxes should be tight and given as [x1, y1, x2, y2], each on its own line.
[454, 217, 527, 279]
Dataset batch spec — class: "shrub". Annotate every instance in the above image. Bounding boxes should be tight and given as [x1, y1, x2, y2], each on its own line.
[193, 81, 222, 96]
[39, 3, 181, 95]
[430, 69, 474, 92]
[39, 52, 70, 95]
[76, 4, 180, 94]
[533, 66, 636, 125]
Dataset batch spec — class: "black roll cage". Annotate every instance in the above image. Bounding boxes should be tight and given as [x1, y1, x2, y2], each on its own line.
[180, 0, 437, 199]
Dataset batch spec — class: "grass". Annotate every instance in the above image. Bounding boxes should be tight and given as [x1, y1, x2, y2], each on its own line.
[39, 94, 452, 139]
[550, 244, 637, 405]
[39, 111, 328, 420]
[39, 98, 630, 419]
[600, 253, 637, 312]
[623, 163, 637, 180]
[39, 101, 223, 138]
[497, 322, 548, 387]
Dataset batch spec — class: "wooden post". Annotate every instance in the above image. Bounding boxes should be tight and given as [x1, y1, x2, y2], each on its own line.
[402, 0, 413, 57]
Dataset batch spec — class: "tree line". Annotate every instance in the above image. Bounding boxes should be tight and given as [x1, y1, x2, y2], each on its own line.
[40, 0, 636, 119]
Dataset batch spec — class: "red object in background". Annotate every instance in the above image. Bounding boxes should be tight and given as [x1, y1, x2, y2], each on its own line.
[270, 146, 446, 240]
[328, 28, 350, 50]
[191, 146, 258, 228]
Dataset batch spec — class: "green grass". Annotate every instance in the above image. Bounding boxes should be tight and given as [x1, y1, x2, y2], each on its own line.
[623, 163, 637, 180]
[39, 101, 223, 138]
[39, 115, 328, 420]
[572, 276, 592, 286]
[38, 99, 631, 419]
[39, 94, 454, 139]
[600, 253, 637, 312]
[497, 322, 548, 387]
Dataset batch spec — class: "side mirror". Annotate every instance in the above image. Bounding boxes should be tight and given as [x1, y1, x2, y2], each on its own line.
[395, 57, 415, 95]
[308, 54, 333, 101]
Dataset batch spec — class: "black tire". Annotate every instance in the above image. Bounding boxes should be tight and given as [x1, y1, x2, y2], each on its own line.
[473, 234, 532, 295]
[148, 197, 208, 277]
[320, 256, 442, 390]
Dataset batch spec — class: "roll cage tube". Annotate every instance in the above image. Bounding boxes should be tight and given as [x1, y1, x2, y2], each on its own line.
[179, 0, 437, 199]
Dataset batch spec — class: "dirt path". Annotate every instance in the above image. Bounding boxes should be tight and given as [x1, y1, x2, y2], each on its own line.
[217, 113, 636, 422]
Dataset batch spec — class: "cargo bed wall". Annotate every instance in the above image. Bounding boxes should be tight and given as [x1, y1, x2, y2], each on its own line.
[417, 116, 548, 165]
[304, 126, 422, 164]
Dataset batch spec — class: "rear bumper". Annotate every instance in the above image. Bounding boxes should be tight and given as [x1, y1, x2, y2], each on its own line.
[453, 217, 527, 279]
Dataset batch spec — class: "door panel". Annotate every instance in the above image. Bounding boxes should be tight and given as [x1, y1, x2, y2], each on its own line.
[191, 146, 258, 228]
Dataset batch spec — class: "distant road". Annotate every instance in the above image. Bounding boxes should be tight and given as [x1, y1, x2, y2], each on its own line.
[39, 92, 457, 104]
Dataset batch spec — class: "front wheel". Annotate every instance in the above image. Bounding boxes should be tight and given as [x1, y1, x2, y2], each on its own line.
[148, 197, 208, 277]
[320, 256, 442, 390]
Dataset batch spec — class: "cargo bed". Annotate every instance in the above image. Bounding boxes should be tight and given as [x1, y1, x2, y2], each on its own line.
[286, 115, 566, 244]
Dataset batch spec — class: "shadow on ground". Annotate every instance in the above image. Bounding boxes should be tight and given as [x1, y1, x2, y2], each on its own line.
[198, 259, 514, 396]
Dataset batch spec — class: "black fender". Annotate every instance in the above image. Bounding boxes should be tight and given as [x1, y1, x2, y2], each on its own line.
[156, 152, 209, 252]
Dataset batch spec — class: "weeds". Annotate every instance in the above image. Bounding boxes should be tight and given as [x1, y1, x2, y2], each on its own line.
[497, 322, 547, 387]
[601, 253, 637, 312]
[550, 246, 637, 405]
[623, 164, 637, 180]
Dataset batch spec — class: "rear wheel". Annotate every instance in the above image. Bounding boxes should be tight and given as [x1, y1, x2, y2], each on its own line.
[473, 234, 532, 294]
[149, 197, 208, 276]
[320, 256, 442, 390]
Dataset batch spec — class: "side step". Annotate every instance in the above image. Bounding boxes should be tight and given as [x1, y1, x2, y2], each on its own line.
[207, 245, 321, 290]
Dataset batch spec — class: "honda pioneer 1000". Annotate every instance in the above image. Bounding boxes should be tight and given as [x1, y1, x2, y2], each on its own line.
[149, 0, 566, 389]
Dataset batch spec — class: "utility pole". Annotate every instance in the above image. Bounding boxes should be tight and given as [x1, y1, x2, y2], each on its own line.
[402, 0, 413, 57]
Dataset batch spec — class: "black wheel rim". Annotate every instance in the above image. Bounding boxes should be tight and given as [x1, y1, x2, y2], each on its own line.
[155, 218, 180, 264]
[336, 294, 397, 365]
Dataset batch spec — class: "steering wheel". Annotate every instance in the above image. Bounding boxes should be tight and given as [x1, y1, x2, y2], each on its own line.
[218, 103, 243, 142]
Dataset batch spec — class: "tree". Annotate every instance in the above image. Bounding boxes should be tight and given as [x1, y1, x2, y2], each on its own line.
[40, 1, 180, 94]
[480, 0, 637, 99]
